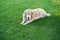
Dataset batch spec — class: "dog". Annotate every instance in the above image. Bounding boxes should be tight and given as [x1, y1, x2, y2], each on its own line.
[21, 8, 51, 25]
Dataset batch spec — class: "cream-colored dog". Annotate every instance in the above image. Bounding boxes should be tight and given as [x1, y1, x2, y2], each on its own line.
[21, 8, 51, 25]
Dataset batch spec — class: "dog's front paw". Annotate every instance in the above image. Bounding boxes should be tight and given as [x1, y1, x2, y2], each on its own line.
[23, 23, 27, 25]
[21, 21, 24, 24]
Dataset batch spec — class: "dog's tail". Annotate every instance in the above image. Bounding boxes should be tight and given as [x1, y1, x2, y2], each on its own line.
[46, 13, 51, 17]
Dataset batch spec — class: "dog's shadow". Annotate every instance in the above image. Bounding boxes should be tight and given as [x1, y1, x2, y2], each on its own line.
[30, 15, 60, 27]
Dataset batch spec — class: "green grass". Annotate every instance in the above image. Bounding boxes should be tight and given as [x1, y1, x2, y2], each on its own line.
[0, 0, 60, 40]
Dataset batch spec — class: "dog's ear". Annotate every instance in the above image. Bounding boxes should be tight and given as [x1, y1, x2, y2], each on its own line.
[23, 12, 27, 22]
[25, 12, 26, 14]
[25, 12, 26, 19]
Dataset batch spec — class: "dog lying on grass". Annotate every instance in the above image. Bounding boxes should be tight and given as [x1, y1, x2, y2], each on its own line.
[21, 8, 51, 25]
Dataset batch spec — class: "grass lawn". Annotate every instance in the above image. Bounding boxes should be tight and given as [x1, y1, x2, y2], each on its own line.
[0, 0, 60, 40]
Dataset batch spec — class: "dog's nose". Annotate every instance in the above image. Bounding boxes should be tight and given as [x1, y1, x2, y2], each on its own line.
[28, 17, 29, 20]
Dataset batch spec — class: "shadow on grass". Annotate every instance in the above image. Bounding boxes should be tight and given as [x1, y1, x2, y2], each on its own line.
[30, 15, 60, 27]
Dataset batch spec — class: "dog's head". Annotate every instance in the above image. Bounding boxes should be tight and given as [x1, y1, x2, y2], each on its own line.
[25, 12, 32, 21]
